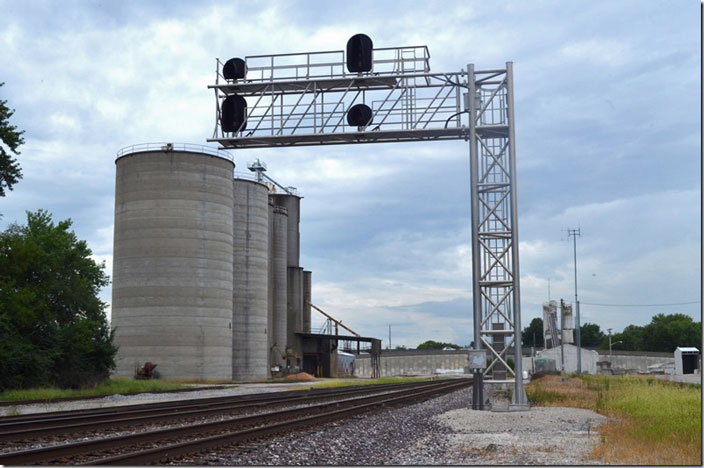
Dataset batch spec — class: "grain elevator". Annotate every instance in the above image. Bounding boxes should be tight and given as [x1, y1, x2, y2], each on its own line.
[111, 144, 312, 381]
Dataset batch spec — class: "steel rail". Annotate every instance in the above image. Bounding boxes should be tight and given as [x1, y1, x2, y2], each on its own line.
[0, 380, 424, 423]
[88, 379, 470, 466]
[0, 379, 470, 466]
[0, 381, 436, 440]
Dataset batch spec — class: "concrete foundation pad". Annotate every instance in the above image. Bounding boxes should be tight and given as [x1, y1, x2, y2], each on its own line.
[508, 403, 531, 411]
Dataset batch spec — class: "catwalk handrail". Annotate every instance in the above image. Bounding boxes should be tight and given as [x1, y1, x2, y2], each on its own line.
[116, 142, 233, 161]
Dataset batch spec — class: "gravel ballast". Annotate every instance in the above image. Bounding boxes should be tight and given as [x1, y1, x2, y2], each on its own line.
[174, 385, 606, 465]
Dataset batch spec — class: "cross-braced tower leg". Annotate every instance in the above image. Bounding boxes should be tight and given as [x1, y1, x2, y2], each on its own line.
[469, 62, 529, 410]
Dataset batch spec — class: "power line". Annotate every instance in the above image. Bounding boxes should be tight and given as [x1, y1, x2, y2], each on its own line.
[580, 300, 701, 307]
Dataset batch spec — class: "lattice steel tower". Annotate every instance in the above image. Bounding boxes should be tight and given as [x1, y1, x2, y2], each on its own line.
[208, 34, 528, 409]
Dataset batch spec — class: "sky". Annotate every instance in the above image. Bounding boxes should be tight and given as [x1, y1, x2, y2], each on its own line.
[1, 0, 701, 349]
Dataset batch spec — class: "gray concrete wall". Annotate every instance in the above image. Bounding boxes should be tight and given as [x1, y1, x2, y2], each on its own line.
[112, 150, 234, 381]
[606, 352, 674, 372]
[355, 350, 469, 377]
[524, 348, 675, 374]
[232, 179, 269, 381]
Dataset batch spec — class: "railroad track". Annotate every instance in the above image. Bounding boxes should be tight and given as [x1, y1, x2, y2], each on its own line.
[0, 380, 439, 441]
[0, 378, 471, 465]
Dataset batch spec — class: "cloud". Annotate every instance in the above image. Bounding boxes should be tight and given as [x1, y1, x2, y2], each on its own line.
[1, 0, 699, 347]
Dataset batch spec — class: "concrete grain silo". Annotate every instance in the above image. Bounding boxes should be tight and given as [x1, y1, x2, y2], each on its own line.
[232, 178, 270, 381]
[271, 194, 302, 358]
[302, 270, 312, 333]
[267, 201, 274, 372]
[112, 146, 234, 381]
[270, 203, 289, 368]
[287, 266, 304, 359]
[270, 194, 300, 268]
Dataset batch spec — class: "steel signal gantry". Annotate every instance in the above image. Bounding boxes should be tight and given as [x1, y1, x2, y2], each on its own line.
[208, 36, 528, 410]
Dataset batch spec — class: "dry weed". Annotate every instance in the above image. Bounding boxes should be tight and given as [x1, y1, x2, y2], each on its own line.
[527, 374, 702, 466]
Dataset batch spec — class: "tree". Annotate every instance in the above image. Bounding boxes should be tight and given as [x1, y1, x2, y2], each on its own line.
[612, 324, 644, 351]
[641, 313, 701, 353]
[602, 314, 701, 353]
[0, 82, 24, 196]
[0, 210, 116, 389]
[416, 340, 461, 350]
[579, 322, 604, 348]
[521, 317, 544, 348]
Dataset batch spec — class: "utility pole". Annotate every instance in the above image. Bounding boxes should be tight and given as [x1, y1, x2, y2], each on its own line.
[567, 228, 582, 375]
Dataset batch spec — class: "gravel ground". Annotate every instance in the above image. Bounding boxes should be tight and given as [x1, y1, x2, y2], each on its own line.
[170, 385, 606, 465]
[430, 406, 606, 465]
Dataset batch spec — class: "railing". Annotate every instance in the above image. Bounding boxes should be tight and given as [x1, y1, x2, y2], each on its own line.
[233, 171, 258, 182]
[233, 171, 300, 196]
[216, 45, 430, 83]
[116, 142, 234, 161]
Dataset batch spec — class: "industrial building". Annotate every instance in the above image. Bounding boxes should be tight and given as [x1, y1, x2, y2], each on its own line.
[542, 300, 574, 349]
[110, 144, 331, 381]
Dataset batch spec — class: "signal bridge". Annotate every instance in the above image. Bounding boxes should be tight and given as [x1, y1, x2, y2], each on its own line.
[208, 35, 528, 410]
[208, 41, 509, 148]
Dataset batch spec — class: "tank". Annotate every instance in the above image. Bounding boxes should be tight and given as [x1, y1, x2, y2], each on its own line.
[112, 147, 234, 381]
[232, 178, 269, 381]
[302, 270, 312, 333]
[287, 266, 304, 358]
[270, 194, 300, 267]
[267, 201, 274, 373]
[270, 203, 288, 368]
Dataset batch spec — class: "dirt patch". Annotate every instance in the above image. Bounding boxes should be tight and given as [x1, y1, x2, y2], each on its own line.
[285, 372, 316, 381]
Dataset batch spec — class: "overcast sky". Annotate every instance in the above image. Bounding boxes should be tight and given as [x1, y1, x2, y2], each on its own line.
[1, 0, 700, 348]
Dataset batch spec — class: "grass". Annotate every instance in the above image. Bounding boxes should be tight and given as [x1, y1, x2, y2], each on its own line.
[0, 378, 191, 402]
[1, 375, 439, 402]
[526, 374, 702, 465]
[303, 376, 438, 390]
